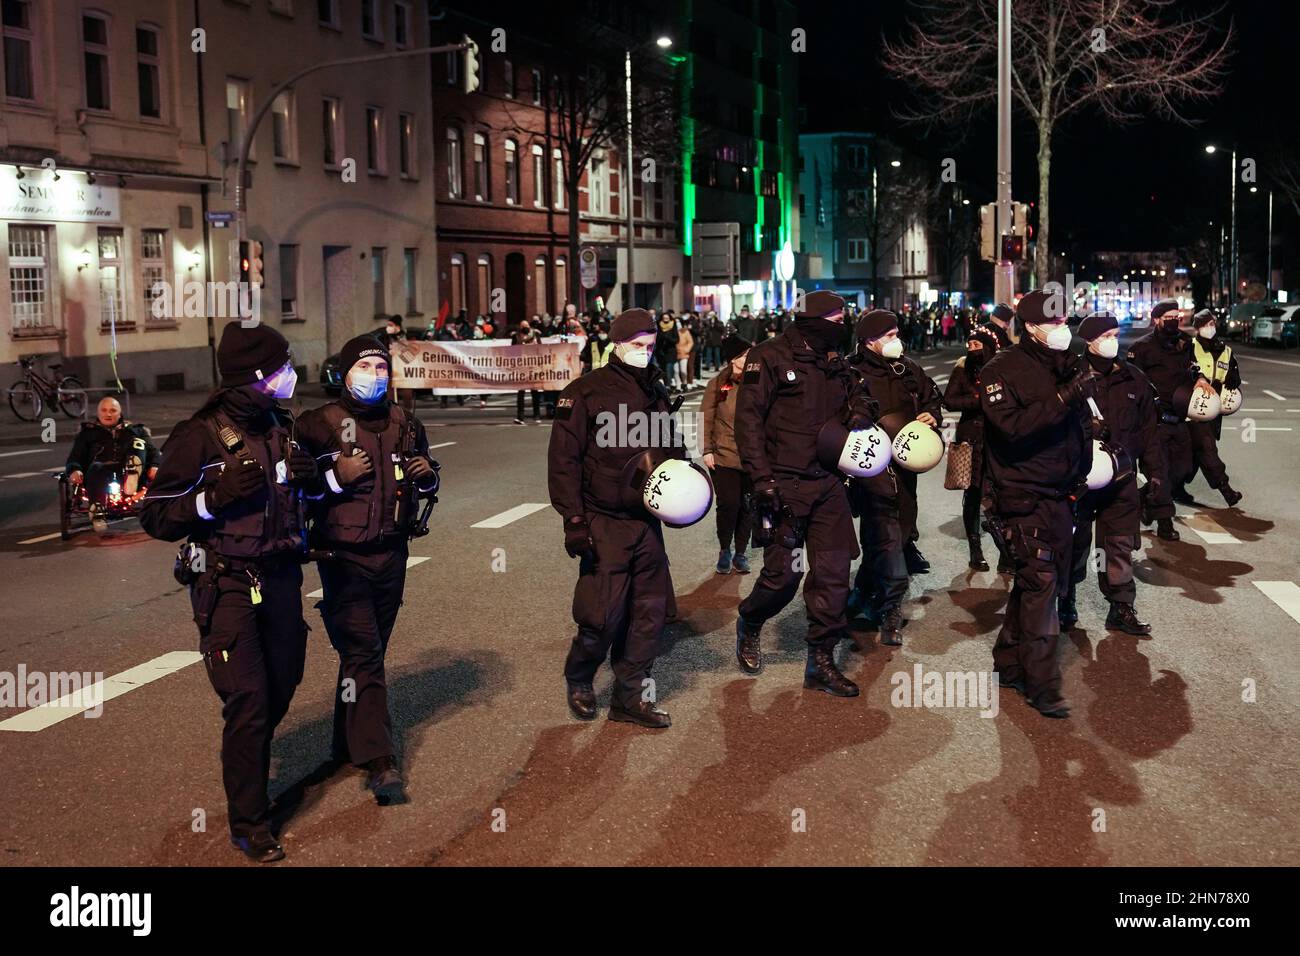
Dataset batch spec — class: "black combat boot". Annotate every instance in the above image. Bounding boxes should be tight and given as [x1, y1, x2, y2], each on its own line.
[1058, 595, 1079, 631]
[735, 617, 763, 674]
[967, 536, 989, 571]
[608, 700, 672, 729]
[1172, 485, 1195, 505]
[365, 756, 407, 805]
[1156, 517, 1180, 541]
[1106, 602, 1152, 635]
[880, 608, 904, 646]
[566, 681, 597, 720]
[803, 646, 859, 697]
[1219, 482, 1242, 507]
[903, 540, 930, 574]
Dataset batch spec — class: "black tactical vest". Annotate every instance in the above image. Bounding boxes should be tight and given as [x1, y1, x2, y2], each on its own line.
[311, 403, 415, 545]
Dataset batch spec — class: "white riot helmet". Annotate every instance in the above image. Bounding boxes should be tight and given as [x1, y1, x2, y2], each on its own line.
[1219, 387, 1243, 416]
[1175, 382, 1222, 422]
[890, 420, 945, 473]
[1085, 439, 1135, 490]
[816, 421, 892, 478]
[641, 458, 714, 528]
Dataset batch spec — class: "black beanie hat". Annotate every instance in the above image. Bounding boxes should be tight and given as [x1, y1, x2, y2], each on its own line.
[610, 308, 657, 342]
[217, 320, 291, 386]
[1015, 289, 1063, 325]
[991, 302, 1014, 323]
[1192, 308, 1215, 329]
[720, 335, 750, 364]
[855, 308, 899, 342]
[796, 290, 846, 320]
[1151, 299, 1180, 321]
[339, 332, 390, 376]
[1078, 310, 1119, 342]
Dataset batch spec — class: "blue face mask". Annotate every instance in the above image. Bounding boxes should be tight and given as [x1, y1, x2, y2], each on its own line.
[348, 368, 389, 404]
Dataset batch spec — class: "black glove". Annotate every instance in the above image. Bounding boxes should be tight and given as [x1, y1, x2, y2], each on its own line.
[751, 478, 782, 547]
[207, 457, 266, 512]
[286, 442, 318, 485]
[406, 456, 440, 495]
[1057, 369, 1095, 408]
[334, 449, 374, 486]
[844, 395, 879, 432]
[563, 515, 595, 560]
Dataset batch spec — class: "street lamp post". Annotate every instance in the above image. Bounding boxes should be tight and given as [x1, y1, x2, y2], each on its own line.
[1205, 144, 1239, 309]
[623, 36, 673, 312]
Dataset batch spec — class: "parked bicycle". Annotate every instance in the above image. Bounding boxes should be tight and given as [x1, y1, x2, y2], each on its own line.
[7, 356, 88, 421]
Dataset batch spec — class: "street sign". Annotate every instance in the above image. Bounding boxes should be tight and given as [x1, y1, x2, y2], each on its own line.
[206, 210, 235, 223]
[579, 246, 598, 290]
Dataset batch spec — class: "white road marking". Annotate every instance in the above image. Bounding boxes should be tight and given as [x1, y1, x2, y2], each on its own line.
[2, 471, 47, 479]
[306, 554, 430, 598]
[1240, 408, 1273, 412]
[1237, 354, 1300, 368]
[1262, 389, 1287, 402]
[471, 502, 549, 529]
[18, 531, 62, 545]
[1253, 582, 1300, 625]
[921, 365, 936, 371]
[0, 448, 48, 459]
[428, 441, 456, 449]
[0, 651, 202, 732]
[1222, 425, 1292, 432]
[1176, 509, 1241, 545]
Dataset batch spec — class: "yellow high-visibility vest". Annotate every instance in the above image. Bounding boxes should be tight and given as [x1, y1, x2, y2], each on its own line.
[589, 339, 614, 369]
[1193, 339, 1231, 384]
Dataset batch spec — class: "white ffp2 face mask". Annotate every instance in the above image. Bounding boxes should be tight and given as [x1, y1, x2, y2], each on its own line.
[1092, 338, 1119, 360]
[1198, 325, 1217, 340]
[879, 339, 904, 359]
[1036, 323, 1073, 351]
[617, 344, 651, 368]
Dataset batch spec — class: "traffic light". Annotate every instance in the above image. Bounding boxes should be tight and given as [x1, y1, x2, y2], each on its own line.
[462, 34, 480, 94]
[1001, 234, 1025, 262]
[237, 240, 251, 284]
[980, 203, 995, 262]
[1013, 201, 1030, 238]
[249, 240, 264, 287]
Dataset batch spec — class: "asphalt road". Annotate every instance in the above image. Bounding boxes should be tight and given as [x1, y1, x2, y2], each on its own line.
[1, 336, 1297, 866]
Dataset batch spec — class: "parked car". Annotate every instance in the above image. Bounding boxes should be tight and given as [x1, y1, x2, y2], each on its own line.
[1251, 305, 1300, 347]
[1227, 302, 1268, 341]
[319, 354, 343, 396]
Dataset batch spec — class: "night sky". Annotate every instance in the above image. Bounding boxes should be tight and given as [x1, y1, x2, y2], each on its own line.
[798, 0, 1298, 279]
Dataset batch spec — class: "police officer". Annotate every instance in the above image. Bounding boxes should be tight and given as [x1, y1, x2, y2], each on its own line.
[979, 290, 1091, 718]
[1127, 299, 1213, 541]
[1061, 312, 1159, 635]
[849, 309, 943, 577]
[943, 327, 1002, 571]
[734, 290, 874, 696]
[985, 302, 1015, 350]
[141, 321, 318, 861]
[1185, 308, 1243, 506]
[295, 333, 440, 803]
[584, 320, 615, 372]
[65, 396, 160, 502]
[548, 308, 681, 729]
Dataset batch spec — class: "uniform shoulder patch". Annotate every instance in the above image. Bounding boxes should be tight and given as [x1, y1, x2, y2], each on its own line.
[742, 360, 762, 384]
[985, 381, 1006, 404]
[555, 396, 577, 420]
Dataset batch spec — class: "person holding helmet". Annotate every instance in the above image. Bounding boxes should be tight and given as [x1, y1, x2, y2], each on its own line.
[65, 396, 160, 501]
[140, 321, 319, 862]
[1185, 309, 1242, 507]
[700, 335, 754, 575]
[294, 332, 441, 804]
[979, 290, 1092, 719]
[733, 290, 876, 695]
[849, 309, 944, 579]
[1127, 299, 1214, 540]
[547, 308, 685, 729]
[1060, 312, 1160, 636]
[943, 327, 1003, 571]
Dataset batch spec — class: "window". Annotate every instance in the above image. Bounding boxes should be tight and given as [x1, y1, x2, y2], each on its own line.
[3, 0, 36, 101]
[83, 13, 110, 110]
[227, 78, 252, 159]
[503, 59, 515, 98]
[366, 106, 385, 174]
[504, 139, 518, 204]
[322, 96, 342, 166]
[531, 144, 544, 208]
[589, 152, 607, 216]
[269, 0, 294, 15]
[398, 112, 414, 177]
[530, 68, 542, 105]
[846, 189, 867, 215]
[98, 228, 124, 328]
[280, 244, 299, 318]
[892, 242, 900, 265]
[449, 254, 465, 315]
[393, 2, 410, 47]
[847, 239, 867, 262]
[317, 0, 338, 27]
[403, 248, 417, 313]
[141, 229, 168, 320]
[361, 0, 380, 40]
[534, 256, 547, 314]
[371, 247, 386, 315]
[554, 257, 566, 309]
[473, 132, 488, 201]
[136, 25, 161, 118]
[476, 255, 491, 315]
[446, 127, 463, 198]
[7, 224, 51, 330]
[553, 148, 564, 210]
[272, 91, 296, 162]
[847, 144, 868, 170]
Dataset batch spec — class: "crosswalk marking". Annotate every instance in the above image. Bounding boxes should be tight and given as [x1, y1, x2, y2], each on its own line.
[428, 441, 456, 449]
[1262, 389, 1287, 402]
[306, 555, 430, 598]
[18, 531, 62, 545]
[0, 448, 47, 459]
[1252, 582, 1300, 625]
[0, 651, 202, 733]
[1176, 509, 1240, 545]
[471, 502, 549, 529]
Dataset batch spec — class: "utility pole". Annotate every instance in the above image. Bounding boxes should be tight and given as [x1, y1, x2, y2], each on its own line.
[624, 48, 636, 309]
[994, 0, 1014, 304]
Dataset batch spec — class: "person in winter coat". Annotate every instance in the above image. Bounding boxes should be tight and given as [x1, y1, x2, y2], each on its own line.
[700, 335, 753, 574]
[654, 313, 679, 388]
[675, 320, 695, 389]
[942, 327, 1003, 570]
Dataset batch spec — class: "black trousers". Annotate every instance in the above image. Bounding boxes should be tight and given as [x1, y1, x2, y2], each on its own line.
[318, 549, 406, 767]
[516, 390, 541, 419]
[739, 474, 860, 651]
[712, 466, 752, 553]
[852, 469, 908, 613]
[991, 496, 1072, 710]
[565, 514, 669, 709]
[1069, 477, 1140, 605]
[896, 467, 920, 543]
[1186, 419, 1230, 489]
[192, 558, 307, 838]
[1141, 419, 1192, 519]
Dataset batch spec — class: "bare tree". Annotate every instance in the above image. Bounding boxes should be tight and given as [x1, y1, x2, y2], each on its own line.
[841, 151, 932, 306]
[883, 0, 1233, 287]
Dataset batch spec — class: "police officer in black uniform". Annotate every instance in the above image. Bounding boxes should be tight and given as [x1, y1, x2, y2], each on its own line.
[1061, 312, 1159, 636]
[1184, 308, 1243, 506]
[295, 333, 440, 802]
[141, 321, 318, 862]
[1126, 299, 1212, 541]
[65, 396, 160, 500]
[733, 290, 875, 696]
[850, 309, 943, 577]
[979, 290, 1092, 718]
[548, 308, 681, 729]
